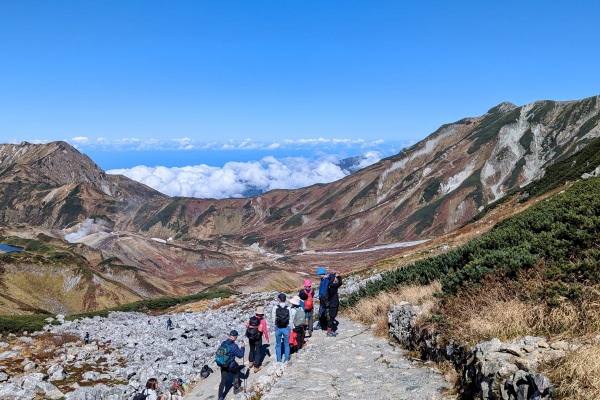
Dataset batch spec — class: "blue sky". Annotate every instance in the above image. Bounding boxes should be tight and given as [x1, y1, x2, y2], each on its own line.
[1, 1, 599, 197]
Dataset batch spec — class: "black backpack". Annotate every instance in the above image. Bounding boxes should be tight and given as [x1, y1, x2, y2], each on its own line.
[275, 305, 290, 328]
[246, 316, 262, 341]
[132, 389, 149, 400]
[200, 364, 213, 379]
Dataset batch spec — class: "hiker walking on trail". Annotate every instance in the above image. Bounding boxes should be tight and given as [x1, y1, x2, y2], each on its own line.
[316, 267, 331, 330]
[215, 329, 245, 400]
[84, 332, 90, 345]
[272, 293, 291, 362]
[325, 272, 343, 337]
[298, 279, 315, 337]
[246, 306, 269, 373]
[290, 295, 306, 352]
[167, 317, 173, 330]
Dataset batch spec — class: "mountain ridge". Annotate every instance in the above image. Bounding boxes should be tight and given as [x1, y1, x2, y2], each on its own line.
[1, 94, 599, 314]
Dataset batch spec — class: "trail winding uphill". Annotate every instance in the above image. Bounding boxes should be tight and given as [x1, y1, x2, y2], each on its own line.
[185, 318, 454, 400]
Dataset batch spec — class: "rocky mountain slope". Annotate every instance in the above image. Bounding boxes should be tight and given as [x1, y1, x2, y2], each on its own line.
[1, 95, 599, 314]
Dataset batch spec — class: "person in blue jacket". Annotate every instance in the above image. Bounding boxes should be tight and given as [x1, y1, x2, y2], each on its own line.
[316, 266, 330, 330]
[218, 330, 245, 400]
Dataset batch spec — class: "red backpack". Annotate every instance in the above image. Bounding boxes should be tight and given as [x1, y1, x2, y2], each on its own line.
[303, 289, 313, 311]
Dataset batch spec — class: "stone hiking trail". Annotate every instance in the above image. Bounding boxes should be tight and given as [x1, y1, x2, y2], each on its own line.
[185, 318, 453, 400]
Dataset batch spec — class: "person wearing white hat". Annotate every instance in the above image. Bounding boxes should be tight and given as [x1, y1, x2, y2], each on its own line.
[289, 295, 306, 352]
[245, 306, 269, 373]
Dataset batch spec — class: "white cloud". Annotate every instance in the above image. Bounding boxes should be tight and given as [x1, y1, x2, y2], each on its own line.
[107, 153, 383, 199]
[71, 136, 89, 143]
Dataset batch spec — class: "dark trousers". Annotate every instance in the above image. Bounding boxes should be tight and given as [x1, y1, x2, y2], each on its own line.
[218, 365, 241, 398]
[248, 338, 262, 367]
[327, 307, 338, 329]
[318, 307, 328, 330]
[294, 327, 305, 350]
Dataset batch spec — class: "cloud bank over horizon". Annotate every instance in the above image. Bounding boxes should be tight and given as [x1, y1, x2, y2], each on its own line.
[108, 152, 382, 199]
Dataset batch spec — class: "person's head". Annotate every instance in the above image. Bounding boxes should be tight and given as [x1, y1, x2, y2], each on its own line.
[228, 329, 239, 341]
[317, 267, 327, 278]
[146, 378, 159, 390]
[303, 279, 312, 289]
[278, 293, 286, 303]
[289, 296, 301, 307]
[255, 306, 265, 316]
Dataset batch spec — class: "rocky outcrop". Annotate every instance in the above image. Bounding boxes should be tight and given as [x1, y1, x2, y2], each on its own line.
[0, 292, 278, 399]
[388, 303, 561, 399]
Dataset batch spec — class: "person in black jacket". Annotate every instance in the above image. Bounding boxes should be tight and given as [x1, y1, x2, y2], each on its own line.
[325, 272, 342, 337]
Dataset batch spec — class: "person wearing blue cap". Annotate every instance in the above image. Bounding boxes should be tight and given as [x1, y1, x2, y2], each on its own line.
[271, 293, 291, 362]
[316, 267, 330, 330]
[216, 329, 245, 400]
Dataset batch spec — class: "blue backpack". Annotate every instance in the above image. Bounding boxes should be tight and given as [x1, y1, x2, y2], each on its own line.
[215, 341, 232, 367]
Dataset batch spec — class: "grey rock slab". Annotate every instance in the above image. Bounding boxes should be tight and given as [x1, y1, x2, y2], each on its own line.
[185, 318, 453, 400]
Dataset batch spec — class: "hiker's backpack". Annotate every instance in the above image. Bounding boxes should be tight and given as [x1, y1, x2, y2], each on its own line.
[200, 364, 213, 379]
[303, 289, 314, 310]
[132, 389, 149, 400]
[246, 316, 262, 341]
[215, 341, 232, 367]
[275, 305, 290, 328]
[293, 307, 305, 327]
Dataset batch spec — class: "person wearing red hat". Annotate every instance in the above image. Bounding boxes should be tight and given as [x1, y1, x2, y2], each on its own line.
[298, 279, 316, 337]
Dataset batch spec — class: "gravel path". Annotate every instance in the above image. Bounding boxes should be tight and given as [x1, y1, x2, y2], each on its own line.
[185, 318, 454, 400]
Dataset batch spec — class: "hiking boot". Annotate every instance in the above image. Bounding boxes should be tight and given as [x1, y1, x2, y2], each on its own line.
[233, 386, 242, 395]
[248, 361, 254, 367]
[253, 366, 262, 373]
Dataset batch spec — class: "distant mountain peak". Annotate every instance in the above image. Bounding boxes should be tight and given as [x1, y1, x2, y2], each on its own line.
[487, 101, 518, 114]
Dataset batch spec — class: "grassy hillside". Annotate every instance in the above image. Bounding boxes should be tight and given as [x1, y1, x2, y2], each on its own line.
[344, 169, 600, 399]
[345, 175, 599, 307]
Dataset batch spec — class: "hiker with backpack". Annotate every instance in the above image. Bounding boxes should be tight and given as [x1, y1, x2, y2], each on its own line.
[325, 272, 343, 337]
[289, 295, 306, 352]
[298, 279, 315, 337]
[215, 329, 245, 400]
[246, 306, 269, 373]
[271, 292, 291, 363]
[316, 267, 331, 330]
[166, 317, 173, 330]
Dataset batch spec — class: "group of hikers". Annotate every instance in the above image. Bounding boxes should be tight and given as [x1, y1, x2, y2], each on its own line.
[130, 266, 342, 400]
[214, 266, 343, 400]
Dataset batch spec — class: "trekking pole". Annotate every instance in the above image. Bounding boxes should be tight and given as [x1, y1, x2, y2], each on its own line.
[243, 339, 247, 393]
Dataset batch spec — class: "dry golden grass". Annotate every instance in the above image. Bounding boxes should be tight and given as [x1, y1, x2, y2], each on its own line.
[542, 345, 600, 400]
[344, 281, 441, 337]
[210, 298, 237, 310]
[170, 299, 212, 313]
[440, 276, 600, 345]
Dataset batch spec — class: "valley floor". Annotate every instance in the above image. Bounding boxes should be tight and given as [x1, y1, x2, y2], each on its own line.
[186, 318, 454, 400]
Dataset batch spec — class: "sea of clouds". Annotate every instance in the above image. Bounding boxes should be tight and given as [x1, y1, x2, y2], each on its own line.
[107, 152, 381, 199]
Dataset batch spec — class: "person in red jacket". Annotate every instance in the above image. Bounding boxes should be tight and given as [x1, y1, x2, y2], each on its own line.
[246, 306, 270, 373]
[298, 279, 316, 337]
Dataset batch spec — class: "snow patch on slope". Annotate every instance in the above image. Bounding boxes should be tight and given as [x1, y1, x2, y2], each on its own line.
[440, 158, 478, 195]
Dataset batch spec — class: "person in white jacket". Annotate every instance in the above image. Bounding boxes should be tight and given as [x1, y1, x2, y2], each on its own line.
[271, 293, 292, 362]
